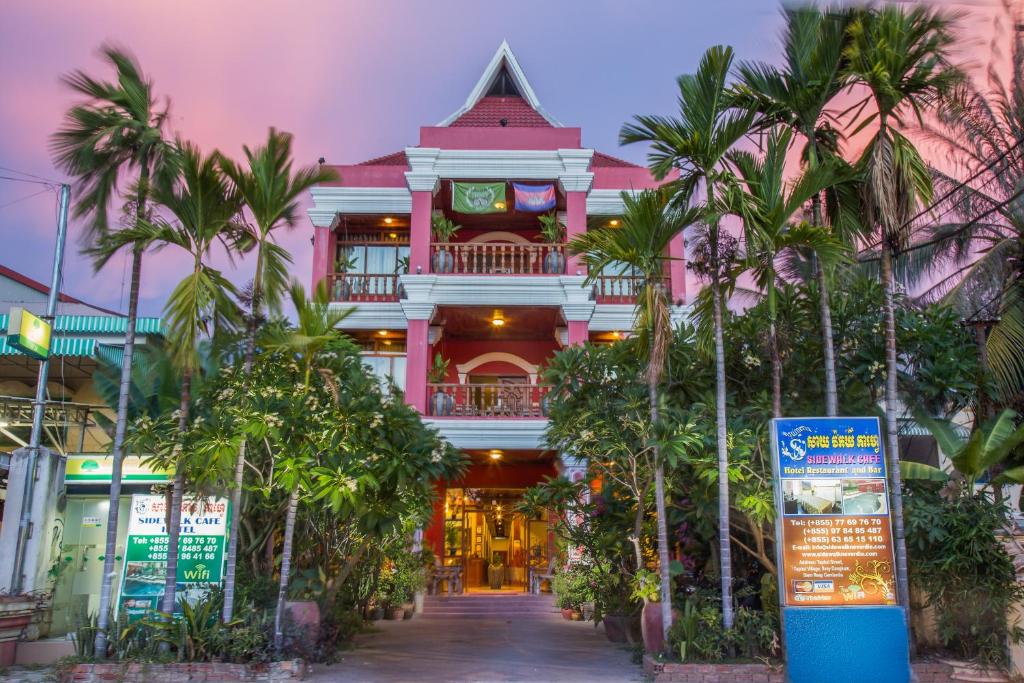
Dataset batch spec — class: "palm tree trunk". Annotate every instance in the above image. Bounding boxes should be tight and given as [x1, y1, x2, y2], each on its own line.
[648, 366, 673, 644]
[880, 244, 911, 618]
[711, 272, 734, 629]
[809, 136, 838, 417]
[160, 368, 192, 617]
[274, 487, 300, 652]
[93, 245, 144, 657]
[767, 283, 782, 418]
[816, 261, 839, 417]
[222, 304, 259, 622]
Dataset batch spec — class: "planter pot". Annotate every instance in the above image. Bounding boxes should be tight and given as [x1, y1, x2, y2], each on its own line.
[937, 658, 1010, 682]
[570, 609, 583, 621]
[385, 607, 405, 621]
[432, 250, 454, 274]
[488, 565, 504, 590]
[402, 603, 415, 620]
[581, 601, 595, 622]
[0, 598, 37, 667]
[431, 391, 454, 417]
[543, 250, 566, 274]
[413, 591, 425, 615]
[332, 278, 351, 301]
[561, 608, 575, 621]
[369, 607, 384, 621]
[284, 600, 320, 643]
[602, 614, 629, 643]
[641, 601, 665, 654]
[540, 393, 551, 417]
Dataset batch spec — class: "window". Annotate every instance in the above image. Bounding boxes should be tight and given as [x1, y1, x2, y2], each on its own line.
[338, 244, 409, 275]
[361, 353, 406, 391]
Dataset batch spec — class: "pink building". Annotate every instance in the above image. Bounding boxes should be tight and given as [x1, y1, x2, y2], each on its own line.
[309, 42, 685, 587]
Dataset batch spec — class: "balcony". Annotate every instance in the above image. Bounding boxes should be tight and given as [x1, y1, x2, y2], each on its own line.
[328, 273, 401, 302]
[593, 274, 643, 303]
[431, 242, 565, 275]
[427, 383, 551, 418]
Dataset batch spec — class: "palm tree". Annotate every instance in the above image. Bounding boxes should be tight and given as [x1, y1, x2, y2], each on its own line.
[49, 45, 170, 657]
[910, 2, 1024, 408]
[216, 129, 338, 621]
[621, 45, 754, 629]
[264, 281, 351, 650]
[727, 128, 848, 416]
[842, 4, 960, 614]
[570, 189, 699, 644]
[127, 140, 244, 616]
[733, 6, 854, 416]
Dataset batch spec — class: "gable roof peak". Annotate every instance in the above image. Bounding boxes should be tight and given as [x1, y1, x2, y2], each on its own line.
[438, 40, 561, 127]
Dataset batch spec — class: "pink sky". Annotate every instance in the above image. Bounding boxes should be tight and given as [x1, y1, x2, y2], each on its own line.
[0, 0, 1006, 317]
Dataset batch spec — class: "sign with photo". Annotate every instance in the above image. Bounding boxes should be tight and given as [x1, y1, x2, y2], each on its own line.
[770, 417, 898, 607]
[116, 494, 229, 620]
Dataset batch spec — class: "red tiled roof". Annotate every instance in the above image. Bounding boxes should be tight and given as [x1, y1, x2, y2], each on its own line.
[449, 96, 551, 128]
[592, 151, 642, 168]
[357, 151, 408, 166]
[0, 263, 120, 315]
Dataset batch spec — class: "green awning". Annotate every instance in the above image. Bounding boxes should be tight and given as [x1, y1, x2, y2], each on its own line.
[0, 314, 162, 335]
[0, 335, 95, 357]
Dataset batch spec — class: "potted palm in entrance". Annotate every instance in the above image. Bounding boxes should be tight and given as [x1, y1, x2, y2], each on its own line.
[632, 569, 666, 654]
[332, 253, 357, 301]
[538, 212, 566, 274]
[488, 553, 505, 590]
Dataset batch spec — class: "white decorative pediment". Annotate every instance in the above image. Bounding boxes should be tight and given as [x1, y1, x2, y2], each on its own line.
[437, 40, 561, 127]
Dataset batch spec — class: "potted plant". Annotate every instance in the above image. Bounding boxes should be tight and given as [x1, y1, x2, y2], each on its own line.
[537, 212, 566, 274]
[552, 565, 591, 621]
[431, 214, 461, 273]
[428, 354, 454, 416]
[0, 594, 39, 666]
[395, 255, 409, 298]
[333, 252, 357, 300]
[488, 553, 505, 590]
[631, 568, 665, 654]
[444, 522, 460, 557]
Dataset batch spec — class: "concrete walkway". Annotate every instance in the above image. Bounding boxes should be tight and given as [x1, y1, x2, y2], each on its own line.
[310, 608, 642, 682]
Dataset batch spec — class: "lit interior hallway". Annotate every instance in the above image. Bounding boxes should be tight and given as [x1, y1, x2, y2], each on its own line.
[309, 594, 643, 683]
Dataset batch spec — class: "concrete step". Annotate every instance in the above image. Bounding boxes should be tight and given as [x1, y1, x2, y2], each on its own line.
[422, 594, 559, 619]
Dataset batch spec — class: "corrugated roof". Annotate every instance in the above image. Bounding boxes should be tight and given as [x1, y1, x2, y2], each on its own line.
[0, 336, 95, 357]
[0, 313, 162, 335]
[0, 263, 121, 315]
[449, 96, 552, 128]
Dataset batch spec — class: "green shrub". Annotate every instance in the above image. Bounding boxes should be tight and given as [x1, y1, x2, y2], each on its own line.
[904, 483, 1024, 665]
[551, 564, 595, 610]
[666, 598, 778, 662]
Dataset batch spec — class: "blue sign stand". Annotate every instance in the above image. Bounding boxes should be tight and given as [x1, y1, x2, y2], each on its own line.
[770, 418, 911, 683]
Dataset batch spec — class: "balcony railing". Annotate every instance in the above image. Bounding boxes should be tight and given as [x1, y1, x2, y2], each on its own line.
[431, 243, 565, 275]
[427, 383, 551, 418]
[593, 275, 644, 303]
[328, 273, 401, 302]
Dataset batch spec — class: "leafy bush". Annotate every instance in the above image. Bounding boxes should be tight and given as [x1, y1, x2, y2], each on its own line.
[551, 564, 596, 611]
[667, 598, 778, 662]
[905, 483, 1024, 665]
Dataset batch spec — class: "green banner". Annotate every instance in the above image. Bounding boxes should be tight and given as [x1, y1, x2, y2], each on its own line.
[452, 182, 506, 214]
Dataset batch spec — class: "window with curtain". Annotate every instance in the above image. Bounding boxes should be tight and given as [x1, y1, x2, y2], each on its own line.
[361, 353, 406, 391]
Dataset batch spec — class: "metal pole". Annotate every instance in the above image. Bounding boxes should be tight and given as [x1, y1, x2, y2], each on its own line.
[11, 183, 70, 594]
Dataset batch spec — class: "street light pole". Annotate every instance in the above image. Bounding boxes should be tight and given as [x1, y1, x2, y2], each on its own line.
[11, 182, 71, 595]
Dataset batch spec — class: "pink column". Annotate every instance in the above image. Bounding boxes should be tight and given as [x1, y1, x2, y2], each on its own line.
[311, 226, 334, 291]
[668, 232, 687, 305]
[409, 190, 433, 274]
[565, 191, 587, 275]
[405, 318, 430, 413]
[567, 320, 588, 345]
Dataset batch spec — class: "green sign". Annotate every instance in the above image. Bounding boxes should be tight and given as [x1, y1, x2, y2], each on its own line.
[117, 495, 228, 621]
[452, 181, 506, 214]
[7, 307, 51, 360]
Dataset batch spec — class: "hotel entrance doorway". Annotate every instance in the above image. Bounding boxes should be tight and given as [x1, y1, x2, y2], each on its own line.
[441, 487, 548, 591]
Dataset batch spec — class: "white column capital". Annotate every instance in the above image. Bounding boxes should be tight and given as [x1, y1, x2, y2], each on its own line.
[557, 148, 594, 193]
[559, 275, 595, 321]
[405, 147, 442, 193]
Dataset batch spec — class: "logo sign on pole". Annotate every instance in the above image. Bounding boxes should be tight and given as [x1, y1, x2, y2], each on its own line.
[7, 307, 51, 360]
[116, 494, 228, 620]
[770, 417, 897, 607]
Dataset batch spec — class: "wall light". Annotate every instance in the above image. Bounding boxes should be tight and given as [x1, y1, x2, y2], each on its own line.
[489, 449, 503, 461]
[389, 232, 398, 239]
[490, 309, 505, 327]
[609, 219, 620, 227]
[378, 329, 388, 337]
[384, 217, 394, 224]
[494, 201, 506, 210]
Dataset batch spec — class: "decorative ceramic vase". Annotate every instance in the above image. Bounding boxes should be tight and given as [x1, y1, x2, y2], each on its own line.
[641, 601, 665, 654]
[602, 614, 629, 643]
[431, 390, 454, 416]
[488, 565, 504, 590]
[432, 250, 454, 274]
[543, 250, 566, 274]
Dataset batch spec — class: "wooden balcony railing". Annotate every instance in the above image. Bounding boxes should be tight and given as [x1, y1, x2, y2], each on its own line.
[593, 275, 644, 303]
[427, 383, 551, 418]
[328, 273, 401, 302]
[431, 243, 565, 275]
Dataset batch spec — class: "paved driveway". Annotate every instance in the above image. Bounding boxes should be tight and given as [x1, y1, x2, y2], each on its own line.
[309, 615, 642, 683]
